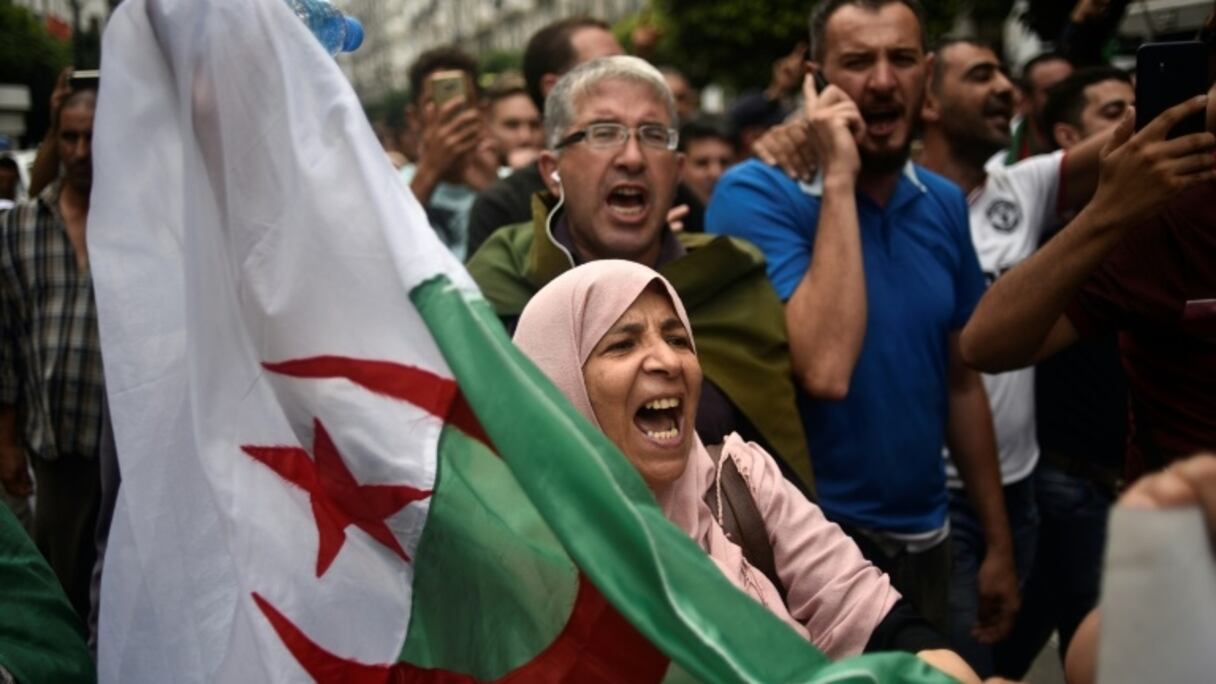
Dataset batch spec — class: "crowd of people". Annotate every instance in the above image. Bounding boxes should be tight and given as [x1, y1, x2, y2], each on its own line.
[2, 0, 1215, 682]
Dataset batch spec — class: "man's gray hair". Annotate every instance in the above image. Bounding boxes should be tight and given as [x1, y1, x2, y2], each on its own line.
[543, 55, 678, 150]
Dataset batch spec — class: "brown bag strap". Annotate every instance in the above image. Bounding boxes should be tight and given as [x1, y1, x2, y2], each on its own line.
[703, 443, 787, 603]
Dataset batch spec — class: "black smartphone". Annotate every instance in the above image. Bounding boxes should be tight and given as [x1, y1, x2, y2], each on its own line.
[1135, 41, 1207, 137]
[69, 69, 100, 91]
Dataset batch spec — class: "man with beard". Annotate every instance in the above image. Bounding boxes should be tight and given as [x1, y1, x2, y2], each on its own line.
[707, 0, 1014, 637]
[0, 88, 104, 620]
[918, 38, 1112, 675]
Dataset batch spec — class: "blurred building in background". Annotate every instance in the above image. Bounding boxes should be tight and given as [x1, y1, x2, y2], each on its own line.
[336, 0, 644, 103]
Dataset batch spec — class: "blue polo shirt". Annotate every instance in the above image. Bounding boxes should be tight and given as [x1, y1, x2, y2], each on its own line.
[707, 159, 984, 533]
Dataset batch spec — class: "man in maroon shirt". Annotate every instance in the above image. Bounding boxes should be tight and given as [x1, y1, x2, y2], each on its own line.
[960, 33, 1216, 480]
[1064, 180, 1215, 476]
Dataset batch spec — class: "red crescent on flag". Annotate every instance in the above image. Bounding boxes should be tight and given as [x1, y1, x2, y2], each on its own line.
[263, 356, 492, 449]
[252, 573, 668, 683]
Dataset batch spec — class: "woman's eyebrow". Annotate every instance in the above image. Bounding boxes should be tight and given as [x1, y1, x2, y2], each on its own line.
[659, 318, 685, 332]
[606, 321, 645, 336]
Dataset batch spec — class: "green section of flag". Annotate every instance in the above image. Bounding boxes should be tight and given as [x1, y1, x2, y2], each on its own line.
[410, 275, 955, 684]
[401, 425, 578, 678]
[0, 504, 95, 684]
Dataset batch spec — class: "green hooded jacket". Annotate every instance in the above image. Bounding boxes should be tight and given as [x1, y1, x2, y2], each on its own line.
[467, 193, 814, 491]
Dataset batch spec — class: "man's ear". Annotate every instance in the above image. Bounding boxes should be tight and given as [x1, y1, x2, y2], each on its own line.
[1053, 122, 1082, 150]
[921, 57, 942, 123]
[538, 151, 561, 195]
[921, 53, 941, 121]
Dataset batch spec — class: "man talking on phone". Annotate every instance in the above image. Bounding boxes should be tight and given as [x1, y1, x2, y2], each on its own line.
[961, 8, 1216, 481]
[401, 47, 500, 261]
[707, 0, 1015, 638]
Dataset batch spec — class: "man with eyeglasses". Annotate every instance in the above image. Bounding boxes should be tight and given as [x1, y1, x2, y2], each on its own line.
[468, 55, 816, 493]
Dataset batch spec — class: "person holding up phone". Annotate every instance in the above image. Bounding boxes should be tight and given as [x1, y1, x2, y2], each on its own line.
[960, 15, 1216, 482]
[401, 47, 499, 261]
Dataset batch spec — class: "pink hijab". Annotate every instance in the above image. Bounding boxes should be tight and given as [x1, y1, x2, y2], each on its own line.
[513, 262, 812, 633]
[514, 261, 899, 658]
[513, 260, 691, 433]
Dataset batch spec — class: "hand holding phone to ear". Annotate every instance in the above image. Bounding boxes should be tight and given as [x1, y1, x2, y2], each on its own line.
[803, 75, 863, 182]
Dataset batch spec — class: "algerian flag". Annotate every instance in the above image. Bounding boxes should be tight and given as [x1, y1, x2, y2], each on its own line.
[89, 0, 953, 682]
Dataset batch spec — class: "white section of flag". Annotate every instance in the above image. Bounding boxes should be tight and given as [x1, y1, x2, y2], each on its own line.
[88, 0, 474, 681]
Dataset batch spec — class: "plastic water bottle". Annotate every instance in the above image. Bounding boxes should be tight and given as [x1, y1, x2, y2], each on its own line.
[284, 0, 364, 55]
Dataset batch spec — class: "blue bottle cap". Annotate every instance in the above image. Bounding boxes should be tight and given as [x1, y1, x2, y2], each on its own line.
[342, 16, 364, 52]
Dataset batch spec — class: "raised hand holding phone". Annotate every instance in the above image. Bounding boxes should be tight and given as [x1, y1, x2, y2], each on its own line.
[803, 71, 863, 182]
[428, 70, 466, 108]
[409, 75, 485, 204]
[1088, 95, 1216, 231]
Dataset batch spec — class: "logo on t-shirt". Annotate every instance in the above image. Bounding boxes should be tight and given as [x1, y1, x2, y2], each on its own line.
[986, 199, 1022, 234]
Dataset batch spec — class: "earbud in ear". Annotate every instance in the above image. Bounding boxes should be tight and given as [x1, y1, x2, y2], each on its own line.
[550, 170, 561, 183]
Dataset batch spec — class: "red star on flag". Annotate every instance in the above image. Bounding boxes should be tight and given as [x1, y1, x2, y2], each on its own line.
[242, 418, 432, 577]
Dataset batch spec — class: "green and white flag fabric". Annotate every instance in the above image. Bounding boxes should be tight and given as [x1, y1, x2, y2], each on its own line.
[89, 0, 954, 681]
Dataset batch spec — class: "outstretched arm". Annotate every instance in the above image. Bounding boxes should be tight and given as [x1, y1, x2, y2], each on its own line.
[961, 97, 1216, 371]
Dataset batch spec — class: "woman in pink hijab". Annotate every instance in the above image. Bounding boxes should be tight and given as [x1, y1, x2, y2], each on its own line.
[513, 260, 981, 680]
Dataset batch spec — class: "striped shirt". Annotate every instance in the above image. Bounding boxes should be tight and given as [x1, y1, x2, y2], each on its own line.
[0, 182, 103, 461]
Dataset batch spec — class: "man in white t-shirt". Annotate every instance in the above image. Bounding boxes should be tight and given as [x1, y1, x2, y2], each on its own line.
[918, 38, 1113, 676]
[990, 65, 1136, 679]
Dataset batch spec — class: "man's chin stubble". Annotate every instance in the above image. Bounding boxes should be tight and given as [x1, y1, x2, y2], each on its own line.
[860, 144, 913, 176]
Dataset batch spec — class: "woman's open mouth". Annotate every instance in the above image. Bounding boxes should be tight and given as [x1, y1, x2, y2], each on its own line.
[633, 396, 683, 443]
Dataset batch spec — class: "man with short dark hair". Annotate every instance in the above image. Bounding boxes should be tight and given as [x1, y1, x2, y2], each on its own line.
[484, 76, 543, 170]
[402, 46, 498, 261]
[678, 116, 737, 206]
[466, 18, 624, 258]
[1043, 66, 1133, 150]
[709, 0, 1016, 636]
[0, 88, 104, 620]
[1006, 52, 1074, 163]
[469, 56, 814, 492]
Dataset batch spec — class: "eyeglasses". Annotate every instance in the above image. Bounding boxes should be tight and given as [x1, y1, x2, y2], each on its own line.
[555, 123, 679, 151]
